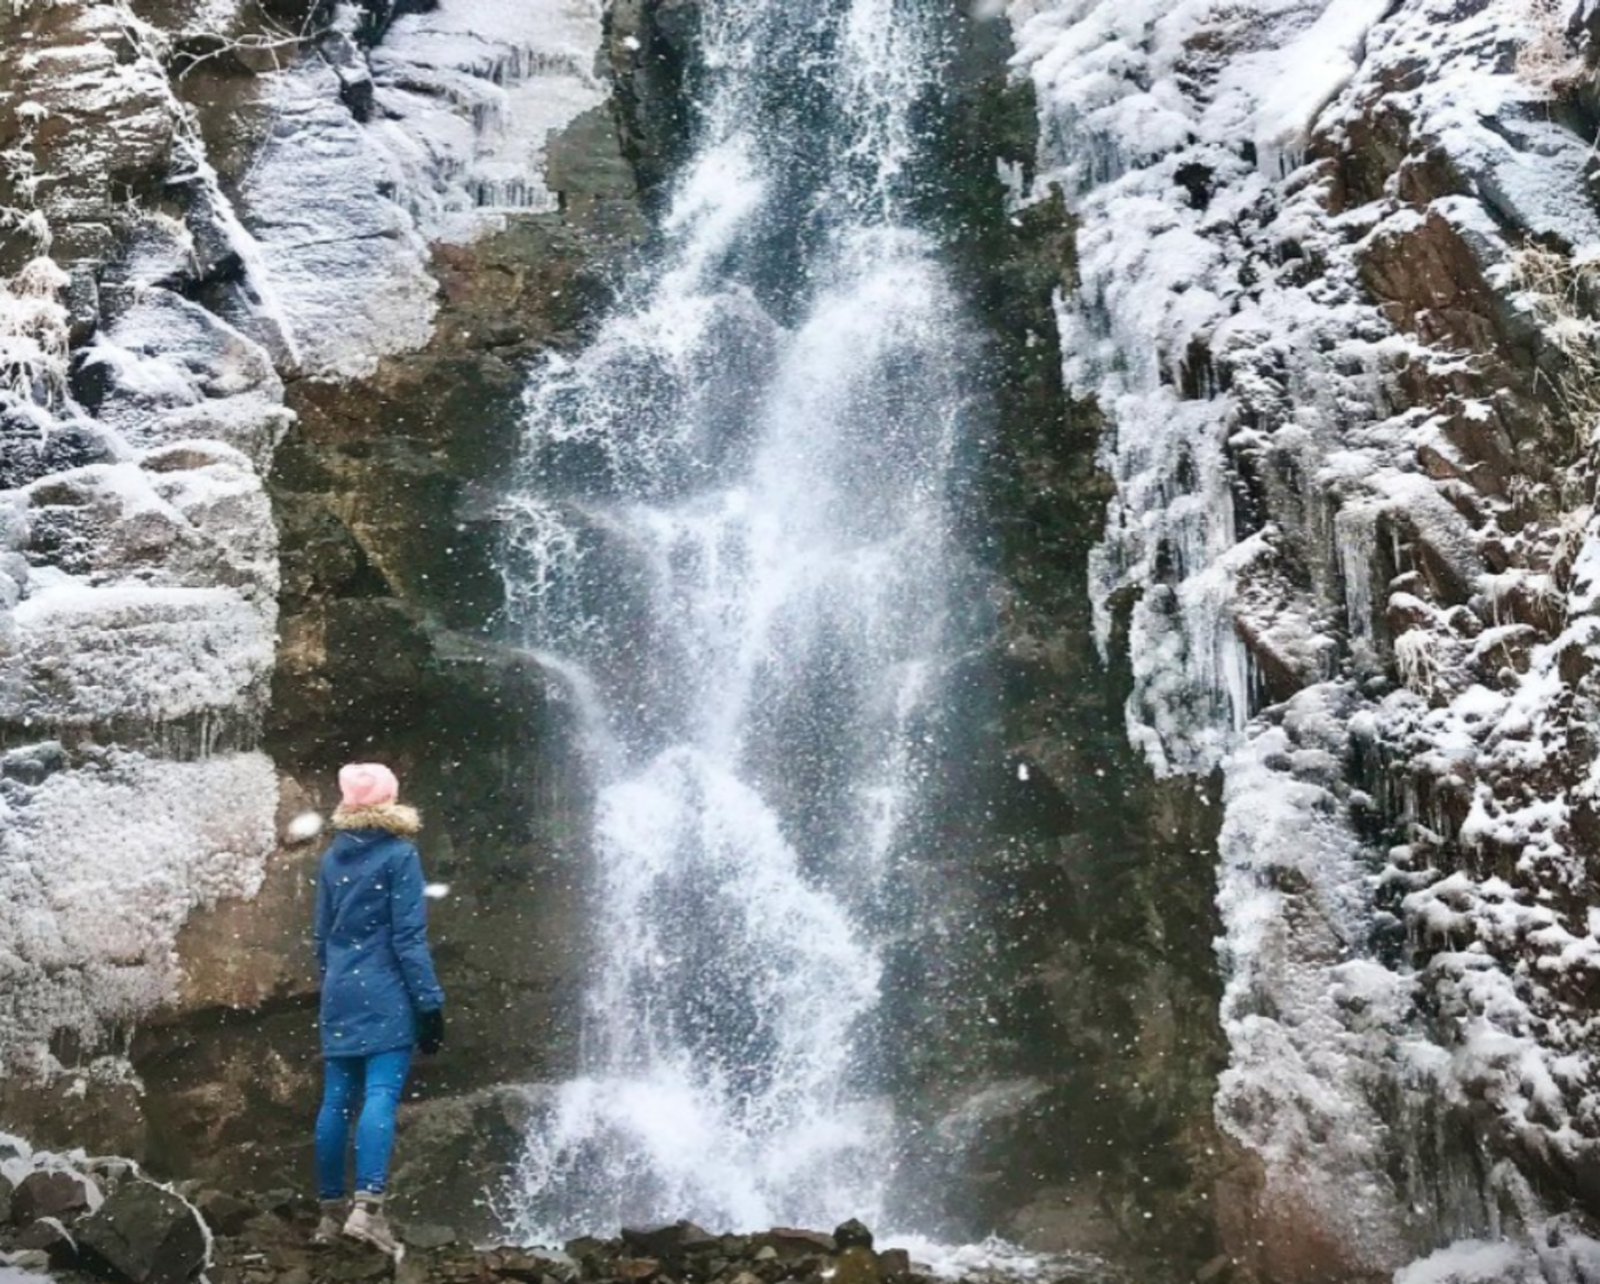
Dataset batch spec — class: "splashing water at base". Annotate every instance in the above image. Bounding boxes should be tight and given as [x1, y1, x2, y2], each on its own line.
[500, 0, 978, 1239]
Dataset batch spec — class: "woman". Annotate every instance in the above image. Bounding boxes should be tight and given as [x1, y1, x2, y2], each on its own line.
[312, 762, 446, 1258]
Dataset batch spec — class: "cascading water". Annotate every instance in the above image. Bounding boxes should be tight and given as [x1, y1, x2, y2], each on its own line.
[499, 0, 977, 1238]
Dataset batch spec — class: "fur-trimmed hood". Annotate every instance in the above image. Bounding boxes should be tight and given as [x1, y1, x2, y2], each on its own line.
[331, 802, 421, 836]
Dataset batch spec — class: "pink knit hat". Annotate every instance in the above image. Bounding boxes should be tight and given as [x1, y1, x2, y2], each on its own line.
[338, 762, 399, 808]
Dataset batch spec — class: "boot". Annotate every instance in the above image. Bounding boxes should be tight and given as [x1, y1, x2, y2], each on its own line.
[312, 1199, 347, 1246]
[343, 1191, 403, 1261]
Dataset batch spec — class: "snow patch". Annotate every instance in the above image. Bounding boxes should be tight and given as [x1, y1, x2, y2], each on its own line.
[0, 749, 277, 1073]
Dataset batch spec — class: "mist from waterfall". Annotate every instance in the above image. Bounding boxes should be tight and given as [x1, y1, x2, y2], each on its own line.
[499, 0, 975, 1238]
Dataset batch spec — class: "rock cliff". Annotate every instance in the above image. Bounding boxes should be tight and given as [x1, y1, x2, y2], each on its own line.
[9, 0, 1600, 1280]
[1012, 0, 1600, 1278]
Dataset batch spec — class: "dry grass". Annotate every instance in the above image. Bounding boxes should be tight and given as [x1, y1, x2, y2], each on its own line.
[1505, 245, 1600, 509]
[1516, 0, 1591, 95]
[1396, 627, 1455, 700]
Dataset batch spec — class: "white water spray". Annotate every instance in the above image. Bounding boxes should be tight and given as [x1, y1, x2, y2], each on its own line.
[501, 0, 972, 1237]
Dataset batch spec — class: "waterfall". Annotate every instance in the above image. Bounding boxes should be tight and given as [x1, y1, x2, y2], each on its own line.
[499, 0, 974, 1239]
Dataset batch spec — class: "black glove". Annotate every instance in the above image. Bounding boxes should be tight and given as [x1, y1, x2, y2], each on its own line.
[417, 1007, 445, 1056]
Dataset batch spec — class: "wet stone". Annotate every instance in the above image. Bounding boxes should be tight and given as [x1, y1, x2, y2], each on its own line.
[197, 1189, 257, 1237]
[831, 1222, 873, 1252]
[615, 1256, 662, 1281]
[10, 1170, 96, 1225]
[402, 1222, 458, 1250]
[320, 1246, 393, 1281]
[623, 1222, 716, 1259]
[832, 1246, 880, 1284]
[492, 1248, 549, 1281]
[878, 1249, 911, 1281]
[16, 1215, 77, 1265]
[76, 1180, 207, 1284]
[756, 1231, 834, 1258]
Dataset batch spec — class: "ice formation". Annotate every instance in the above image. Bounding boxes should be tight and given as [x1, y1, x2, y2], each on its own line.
[1014, 0, 1600, 1273]
[234, 0, 606, 376]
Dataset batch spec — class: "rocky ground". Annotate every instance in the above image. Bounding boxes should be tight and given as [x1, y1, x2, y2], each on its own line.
[0, 1141, 1125, 1284]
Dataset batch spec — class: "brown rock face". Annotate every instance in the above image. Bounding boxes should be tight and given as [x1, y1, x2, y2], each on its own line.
[0, 0, 640, 1238]
[127, 96, 646, 1223]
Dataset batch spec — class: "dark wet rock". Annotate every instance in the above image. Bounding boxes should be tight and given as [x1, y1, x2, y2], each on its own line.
[755, 1230, 835, 1257]
[320, 1246, 393, 1282]
[10, 1170, 96, 1226]
[487, 1248, 554, 1281]
[196, 1189, 257, 1238]
[402, 1223, 459, 1250]
[76, 1180, 207, 1284]
[621, 1222, 718, 1259]
[15, 1214, 77, 1266]
[831, 1221, 873, 1251]
[878, 1250, 910, 1282]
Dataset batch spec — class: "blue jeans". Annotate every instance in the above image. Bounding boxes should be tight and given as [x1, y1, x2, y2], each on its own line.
[315, 1049, 412, 1199]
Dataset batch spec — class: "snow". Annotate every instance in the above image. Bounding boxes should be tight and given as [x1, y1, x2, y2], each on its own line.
[234, 0, 606, 376]
[0, 748, 276, 1073]
[285, 811, 324, 842]
[1014, 0, 1600, 1270]
[371, 0, 607, 241]
[0, 4, 286, 1066]
[1395, 1239, 1542, 1284]
[1243, 0, 1394, 177]
[4, 584, 273, 726]
[235, 59, 439, 378]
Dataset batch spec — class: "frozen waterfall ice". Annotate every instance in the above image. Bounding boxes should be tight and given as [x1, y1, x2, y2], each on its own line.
[499, 0, 973, 1239]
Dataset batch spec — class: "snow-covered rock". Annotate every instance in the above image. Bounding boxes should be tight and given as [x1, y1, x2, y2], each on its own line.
[1014, 0, 1600, 1275]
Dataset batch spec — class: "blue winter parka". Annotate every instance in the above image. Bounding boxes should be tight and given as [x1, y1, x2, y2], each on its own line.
[314, 804, 445, 1058]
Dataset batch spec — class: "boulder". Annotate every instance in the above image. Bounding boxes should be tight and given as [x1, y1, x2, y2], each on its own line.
[194, 1189, 256, 1237]
[16, 1215, 77, 1266]
[832, 1220, 874, 1251]
[621, 1221, 718, 1259]
[10, 1169, 97, 1225]
[833, 1246, 880, 1284]
[755, 1229, 835, 1257]
[401, 1222, 458, 1250]
[878, 1250, 911, 1282]
[76, 1180, 208, 1284]
[564, 1235, 607, 1254]
[488, 1248, 548, 1281]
